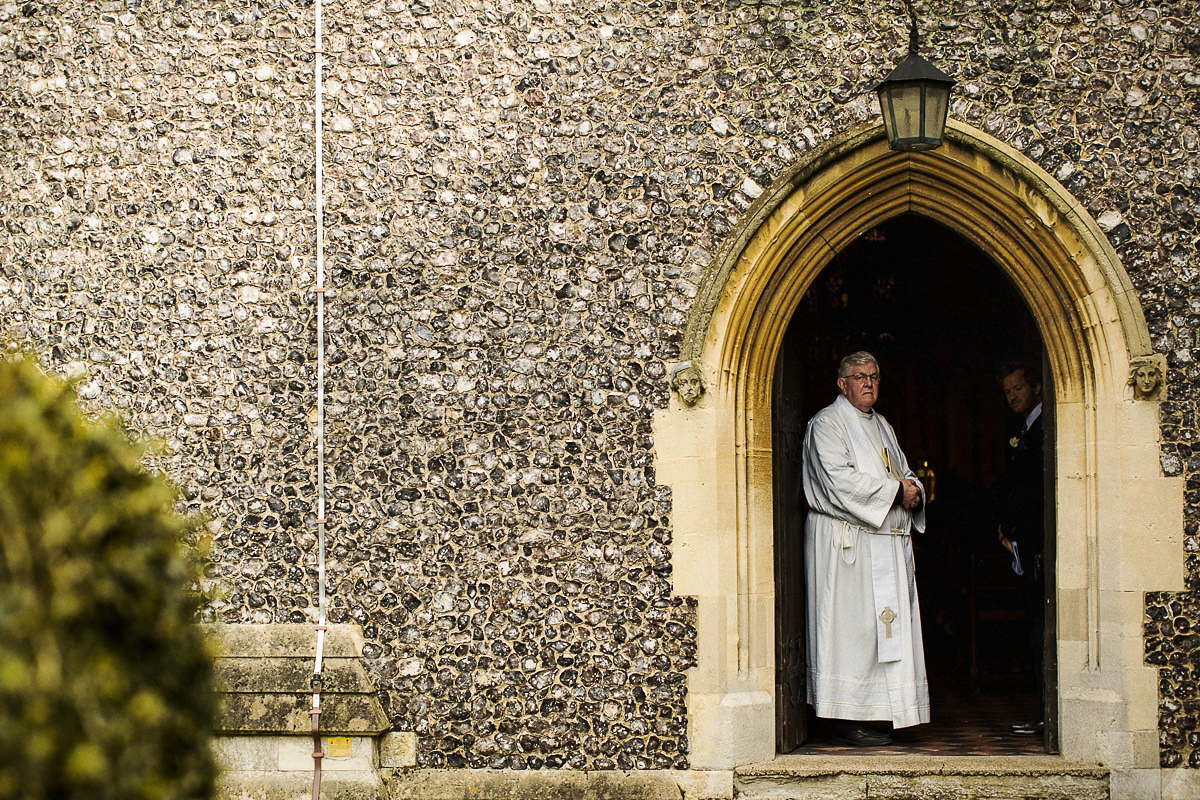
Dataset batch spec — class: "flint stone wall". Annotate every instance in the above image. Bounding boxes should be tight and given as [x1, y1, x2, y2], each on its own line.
[2, 0, 1198, 771]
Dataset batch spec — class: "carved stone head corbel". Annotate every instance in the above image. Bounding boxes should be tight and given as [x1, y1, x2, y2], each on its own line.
[670, 361, 706, 407]
[1130, 356, 1164, 401]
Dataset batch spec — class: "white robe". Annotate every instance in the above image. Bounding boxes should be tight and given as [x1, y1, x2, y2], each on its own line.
[801, 396, 930, 728]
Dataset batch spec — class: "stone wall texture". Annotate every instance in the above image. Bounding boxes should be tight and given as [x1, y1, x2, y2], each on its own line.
[2, 0, 1198, 771]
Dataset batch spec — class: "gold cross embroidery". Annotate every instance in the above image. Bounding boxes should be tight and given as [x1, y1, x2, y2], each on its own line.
[879, 607, 897, 638]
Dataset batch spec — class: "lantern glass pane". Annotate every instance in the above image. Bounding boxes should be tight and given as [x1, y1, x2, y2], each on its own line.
[888, 83, 924, 141]
[878, 90, 897, 142]
[926, 86, 949, 138]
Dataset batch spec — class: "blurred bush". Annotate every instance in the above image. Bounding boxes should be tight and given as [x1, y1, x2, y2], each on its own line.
[0, 355, 216, 800]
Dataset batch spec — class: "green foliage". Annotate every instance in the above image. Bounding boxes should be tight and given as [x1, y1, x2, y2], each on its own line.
[0, 356, 216, 800]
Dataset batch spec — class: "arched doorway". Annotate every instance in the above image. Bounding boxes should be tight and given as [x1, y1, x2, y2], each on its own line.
[660, 121, 1178, 772]
[772, 213, 1050, 752]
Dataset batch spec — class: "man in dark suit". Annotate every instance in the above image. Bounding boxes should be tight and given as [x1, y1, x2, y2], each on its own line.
[995, 362, 1045, 736]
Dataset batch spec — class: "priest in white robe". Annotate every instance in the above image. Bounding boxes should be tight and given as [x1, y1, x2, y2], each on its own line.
[801, 351, 929, 746]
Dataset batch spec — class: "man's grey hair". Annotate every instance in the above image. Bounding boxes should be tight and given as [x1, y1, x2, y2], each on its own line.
[838, 351, 879, 379]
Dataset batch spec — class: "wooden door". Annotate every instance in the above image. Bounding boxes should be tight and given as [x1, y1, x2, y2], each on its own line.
[774, 335, 808, 752]
[1042, 357, 1059, 753]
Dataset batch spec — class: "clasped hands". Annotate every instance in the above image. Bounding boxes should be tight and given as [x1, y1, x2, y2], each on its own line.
[899, 478, 921, 510]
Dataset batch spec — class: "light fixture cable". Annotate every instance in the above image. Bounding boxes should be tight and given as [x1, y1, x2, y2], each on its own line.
[904, 0, 920, 53]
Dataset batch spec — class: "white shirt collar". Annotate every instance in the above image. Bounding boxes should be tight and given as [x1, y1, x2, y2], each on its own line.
[1024, 402, 1043, 430]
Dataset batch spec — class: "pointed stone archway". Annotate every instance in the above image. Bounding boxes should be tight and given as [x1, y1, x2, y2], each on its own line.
[655, 121, 1183, 793]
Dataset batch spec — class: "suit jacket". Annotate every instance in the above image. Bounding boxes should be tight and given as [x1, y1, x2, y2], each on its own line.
[996, 414, 1045, 560]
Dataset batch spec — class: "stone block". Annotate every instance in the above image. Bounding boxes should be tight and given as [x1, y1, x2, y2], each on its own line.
[1162, 767, 1200, 800]
[687, 690, 775, 769]
[211, 735, 280, 771]
[1109, 767, 1162, 800]
[674, 769, 733, 800]
[379, 732, 417, 768]
[278, 735, 375, 772]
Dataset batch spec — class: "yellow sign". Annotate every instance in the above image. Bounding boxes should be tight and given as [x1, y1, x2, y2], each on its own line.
[325, 737, 353, 758]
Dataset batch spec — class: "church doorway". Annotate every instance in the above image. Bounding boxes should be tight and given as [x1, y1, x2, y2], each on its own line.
[668, 123, 1165, 772]
[772, 212, 1056, 754]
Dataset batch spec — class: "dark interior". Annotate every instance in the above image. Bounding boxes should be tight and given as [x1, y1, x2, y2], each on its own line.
[774, 212, 1048, 753]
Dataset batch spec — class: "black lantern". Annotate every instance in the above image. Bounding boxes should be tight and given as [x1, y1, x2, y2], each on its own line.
[875, 10, 955, 151]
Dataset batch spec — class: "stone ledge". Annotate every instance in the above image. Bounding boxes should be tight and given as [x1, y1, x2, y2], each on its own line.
[217, 656, 378, 694]
[214, 768, 731, 800]
[217, 770, 386, 800]
[205, 623, 365, 659]
[738, 754, 1111, 777]
[735, 755, 1110, 800]
[382, 768, 717, 800]
[217, 693, 388, 735]
[203, 623, 389, 736]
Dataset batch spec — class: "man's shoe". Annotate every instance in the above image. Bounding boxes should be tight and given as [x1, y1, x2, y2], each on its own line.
[1008, 720, 1044, 736]
[833, 721, 893, 746]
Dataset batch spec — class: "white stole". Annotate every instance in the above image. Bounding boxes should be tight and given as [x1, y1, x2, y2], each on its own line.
[833, 394, 908, 663]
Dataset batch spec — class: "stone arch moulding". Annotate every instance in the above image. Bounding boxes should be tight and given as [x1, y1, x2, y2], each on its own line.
[658, 120, 1183, 771]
